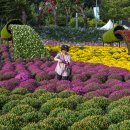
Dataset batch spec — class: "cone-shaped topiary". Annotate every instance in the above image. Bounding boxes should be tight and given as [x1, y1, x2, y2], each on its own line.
[10, 25, 51, 59]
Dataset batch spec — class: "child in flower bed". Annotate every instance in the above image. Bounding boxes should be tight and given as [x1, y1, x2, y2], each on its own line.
[54, 45, 72, 81]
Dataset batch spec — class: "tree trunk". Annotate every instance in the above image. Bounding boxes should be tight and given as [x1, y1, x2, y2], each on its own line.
[22, 10, 27, 24]
[54, 12, 58, 27]
[66, 15, 69, 28]
[83, 15, 87, 31]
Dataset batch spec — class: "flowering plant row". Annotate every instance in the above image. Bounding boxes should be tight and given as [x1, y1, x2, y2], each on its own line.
[46, 45, 130, 70]
[0, 87, 130, 130]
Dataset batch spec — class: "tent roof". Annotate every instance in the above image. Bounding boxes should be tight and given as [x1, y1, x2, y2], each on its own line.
[100, 20, 114, 30]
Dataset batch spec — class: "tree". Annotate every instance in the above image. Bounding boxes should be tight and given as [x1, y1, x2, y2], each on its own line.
[100, 0, 130, 22]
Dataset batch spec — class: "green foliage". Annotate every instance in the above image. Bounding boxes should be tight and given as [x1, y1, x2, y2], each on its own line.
[36, 26, 105, 43]
[107, 96, 130, 111]
[0, 95, 9, 109]
[20, 97, 42, 109]
[57, 90, 76, 98]
[71, 115, 110, 130]
[40, 98, 63, 114]
[9, 94, 24, 100]
[88, 19, 105, 27]
[11, 88, 28, 95]
[69, 17, 84, 28]
[76, 96, 110, 111]
[38, 92, 57, 103]
[2, 100, 20, 113]
[10, 25, 51, 59]
[78, 108, 103, 120]
[0, 113, 24, 129]
[38, 117, 71, 130]
[10, 104, 36, 115]
[107, 106, 130, 123]
[0, 88, 10, 95]
[108, 120, 130, 130]
[22, 111, 47, 123]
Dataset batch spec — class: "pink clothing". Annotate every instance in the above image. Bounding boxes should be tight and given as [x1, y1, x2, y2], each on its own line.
[55, 53, 71, 76]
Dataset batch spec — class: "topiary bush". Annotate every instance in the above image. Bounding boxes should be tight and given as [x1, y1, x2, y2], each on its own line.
[2, 100, 21, 113]
[38, 92, 57, 104]
[107, 106, 130, 123]
[22, 111, 47, 123]
[107, 96, 130, 111]
[76, 97, 110, 111]
[57, 90, 76, 98]
[0, 95, 9, 109]
[11, 88, 28, 95]
[10, 104, 36, 115]
[78, 108, 103, 120]
[20, 97, 42, 109]
[71, 115, 110, 130]
[10, 25, 51, 59]
[9, 94, 24, 100]
[40, 98, 63, 114]
[38, 117, 71, 130]
[21, 122, 40, 130]
[0, 113, 24, 130]
[0, 87, 10, 95]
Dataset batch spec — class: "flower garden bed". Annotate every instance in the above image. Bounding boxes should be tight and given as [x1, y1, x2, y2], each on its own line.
[1, 43, 130, 129]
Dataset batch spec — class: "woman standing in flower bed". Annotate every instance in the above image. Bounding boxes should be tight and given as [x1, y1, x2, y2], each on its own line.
[54, 45, 72, 81]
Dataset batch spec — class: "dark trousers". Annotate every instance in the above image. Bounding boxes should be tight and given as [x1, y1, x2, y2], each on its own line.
[56, 74, 69, 80]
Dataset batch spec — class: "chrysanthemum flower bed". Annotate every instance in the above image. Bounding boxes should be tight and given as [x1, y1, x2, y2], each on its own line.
[1, 44, 130, 101]
[0, 87, 130, 130]
[45, 45, 130, 70]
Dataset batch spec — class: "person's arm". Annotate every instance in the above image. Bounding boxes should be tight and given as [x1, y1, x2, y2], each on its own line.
[54, 53, 62, 63]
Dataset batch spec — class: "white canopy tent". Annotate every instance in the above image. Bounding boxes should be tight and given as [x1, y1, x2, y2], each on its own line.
[99, 20, 114, 30]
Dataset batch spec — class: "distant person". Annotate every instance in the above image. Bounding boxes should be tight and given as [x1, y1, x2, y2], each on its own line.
[54, 45, 72, 81]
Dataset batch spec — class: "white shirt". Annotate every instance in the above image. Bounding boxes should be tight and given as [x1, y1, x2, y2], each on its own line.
[55, 53, 71, 76]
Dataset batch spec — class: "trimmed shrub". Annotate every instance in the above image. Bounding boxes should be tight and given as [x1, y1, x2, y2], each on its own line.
[11, 88, 28, 95]
[9, 94, 24, 100]
[78, 108, 103, 120]
[39, 92, 57, 103]
[107, 106, 130, 123]
[69, 17, 84, 28]
[38, 117, 71, 130]
[2, 100, 20, 113]
[21, 123, 40, 130]
[71, 115, 110, 130]
[10, 25, 51, 59]
[76, 97, 110, 111]
[40, 98, 63, 114]
[49, 107, 72, 117]
[107, 96, 130, 111]
[0, 87, 10, 95]
[0, 95, 9, 109]
[0, 113, 24, 129]
[108, 124, 119, 130]
[20, 97, 42, 109]
[57, 90, 76, 98]
[22, 111, 47, 123]
[10, 104, 36, 115]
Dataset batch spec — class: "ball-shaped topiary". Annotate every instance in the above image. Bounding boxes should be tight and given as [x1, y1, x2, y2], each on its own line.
[22, 111, 47, 123]
[0, 113, 24, 129]
[2, 100, 20, 113]
[20, 97, 42, 109]
[71, 115, 110, 130]
[10, 104, 36, 115]
[40, 98, 63, 114]
[57, 90, 76, 98]
[11, 88, 28, 95]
